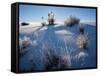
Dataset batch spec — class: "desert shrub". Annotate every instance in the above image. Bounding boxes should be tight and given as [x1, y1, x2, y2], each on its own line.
[64, 15, 80, 27]
[77, 33, 89, 49]
[21, 22, 29, 26]
[42, 44, 71, 70]
[41, 22, 46, 26]
[19, 36, 32, 54]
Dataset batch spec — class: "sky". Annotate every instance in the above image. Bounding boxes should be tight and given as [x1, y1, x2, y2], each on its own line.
[19, 4, 96, 23]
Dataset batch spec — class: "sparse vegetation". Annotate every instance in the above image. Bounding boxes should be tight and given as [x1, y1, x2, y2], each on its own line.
[21, 22, 29, 26]
[45, 53, 70, 70]
[19, 36, 31, 54]
[41, 16, 47, 26]
[41, 43, 71, 70]
[77, 27, 89, 49]
[64, 15, 80, 27]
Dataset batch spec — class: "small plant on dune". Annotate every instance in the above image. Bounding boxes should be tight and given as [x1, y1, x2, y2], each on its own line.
[19, 36, 32, 55]
[64, 15, 80, 27]
[77, 26, 89, 49]
[21, 22, 29, 26]
[42, 43, 71, 70]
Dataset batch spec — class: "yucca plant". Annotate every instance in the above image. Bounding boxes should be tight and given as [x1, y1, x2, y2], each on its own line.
[77, 26, 89, 49]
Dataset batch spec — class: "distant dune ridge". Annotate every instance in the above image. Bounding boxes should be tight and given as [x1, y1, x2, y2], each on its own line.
[81, 22, 96, 26]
